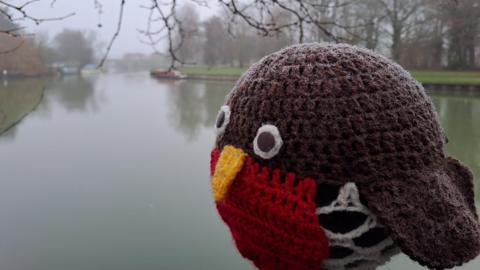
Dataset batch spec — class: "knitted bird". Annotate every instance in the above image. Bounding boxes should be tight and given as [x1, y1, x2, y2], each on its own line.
[210, 43, 480, 270]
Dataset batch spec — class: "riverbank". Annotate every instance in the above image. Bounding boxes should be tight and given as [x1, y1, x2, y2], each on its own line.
[178, 67, 480, 89]
[0, 79, 45, 135]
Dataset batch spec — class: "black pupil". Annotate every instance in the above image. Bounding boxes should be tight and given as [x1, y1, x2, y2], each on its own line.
[318, 211, 368, 234]
[216, 110, 225, 128]
[257, 132, 275, 152]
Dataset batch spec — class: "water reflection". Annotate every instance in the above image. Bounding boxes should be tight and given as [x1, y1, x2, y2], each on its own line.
[0, 75, 479, 270]
[0, 76, 103, 141]
[42, 76, 101, 113]
[162, 79, 231, 140]
[160, 79, 480, 200]
[432, 96, 480, 199]
[162, 81, 480, 200]
[0, 79, 45, 137]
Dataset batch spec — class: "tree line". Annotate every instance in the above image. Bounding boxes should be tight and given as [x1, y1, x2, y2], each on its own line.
[1, 8, 98, 76]
[176, 0, 480, 70]
[1, 0, 479, 71]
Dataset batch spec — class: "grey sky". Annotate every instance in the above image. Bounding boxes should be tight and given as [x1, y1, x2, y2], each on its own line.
[20, 0, 216, 58]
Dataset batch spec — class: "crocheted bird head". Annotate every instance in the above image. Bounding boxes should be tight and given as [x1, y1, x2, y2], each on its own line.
[210, 43, 480, 270]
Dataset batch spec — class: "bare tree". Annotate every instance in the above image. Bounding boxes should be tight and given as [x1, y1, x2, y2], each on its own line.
[35, 31, 57, 65]
[175, 3, 201, 64]
[203, 16, 228, 67]
[441, 0, 480, 69]
[135, 0, 365, 69]
[346, 0, 385, 50]
[393, 0, 447, 69]
[0, 1, 74, 37]
[378, 0, 426, 61]
[0, 0, 471, 70]
[53, 29, 95, 68]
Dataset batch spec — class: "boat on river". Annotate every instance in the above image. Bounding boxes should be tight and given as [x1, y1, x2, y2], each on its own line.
[81, 64, 106, 77]
[150, 69, 187, 80]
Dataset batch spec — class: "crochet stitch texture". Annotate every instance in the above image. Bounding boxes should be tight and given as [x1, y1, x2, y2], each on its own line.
[317, 182, 399, 270]
[211, 149, 330, 270]
[212, 43, 480, 269]
[219, 43, 443, 183]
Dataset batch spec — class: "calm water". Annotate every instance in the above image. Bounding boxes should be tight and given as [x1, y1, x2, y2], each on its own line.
[0, 73, 479, 270]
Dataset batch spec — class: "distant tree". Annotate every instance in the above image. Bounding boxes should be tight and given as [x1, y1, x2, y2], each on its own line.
[379, 0, 426, 61]
[175, 4, 201, 64]
[217, 6, 292, 68]
[0, 0, 476, 70]
[417, 0, 447, 69]
[348, 0, 385, 51]
[393, 0, 446, 69]
[225, 16, 253, 67]
[203, 16, 228, 67]
[137, 0, 371, 69]
[247, 8, 292, 64]
[53, 29, 95, 68]
[34, 31, 57, 66]
[441, 0, 480, 69]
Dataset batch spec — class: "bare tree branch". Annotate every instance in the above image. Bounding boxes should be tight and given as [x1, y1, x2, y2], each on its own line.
[0, 0, 74, 26]
[97, 0, 125, 67]
[0, 0, 392, 69]
[138, 0, 194, 70]
[0, 0, 74, 51]
[216, 0, 362, 44]
[94, 0, 104, 27]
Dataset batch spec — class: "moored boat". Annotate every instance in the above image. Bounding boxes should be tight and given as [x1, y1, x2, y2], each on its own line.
[81, 64, 106, 76]
[150, 69, 187, 79]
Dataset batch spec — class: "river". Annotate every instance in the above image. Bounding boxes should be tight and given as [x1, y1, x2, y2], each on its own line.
[0, 73, 479, 270]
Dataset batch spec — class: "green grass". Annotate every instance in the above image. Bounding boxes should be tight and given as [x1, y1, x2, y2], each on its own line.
[410, 71, 480, 85]
[179, 66, 480, 85]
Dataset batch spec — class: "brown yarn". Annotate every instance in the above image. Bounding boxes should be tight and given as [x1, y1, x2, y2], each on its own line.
[217, 43, 480, 269]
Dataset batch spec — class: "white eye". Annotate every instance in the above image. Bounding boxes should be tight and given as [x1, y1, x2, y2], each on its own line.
[215, 105, 231, 135]
[253, 124, 283, 159]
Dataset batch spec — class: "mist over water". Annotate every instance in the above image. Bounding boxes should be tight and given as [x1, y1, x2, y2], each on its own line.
[0, 74, 479, 270]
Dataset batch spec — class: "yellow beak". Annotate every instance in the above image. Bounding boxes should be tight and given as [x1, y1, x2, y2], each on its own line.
[211, 145, 246, 202]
